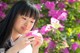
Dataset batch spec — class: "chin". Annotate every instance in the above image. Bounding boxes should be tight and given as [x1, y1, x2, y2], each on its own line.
[18, 30, 30, 34]
[21, 32, 29, 35]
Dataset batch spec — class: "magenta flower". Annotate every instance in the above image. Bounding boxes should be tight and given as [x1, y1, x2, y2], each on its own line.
[0, 3, 3, 11]
[44, 37, 51, 43]
[40, 14, 44, 17]
[71, 43, 79, 51]
[48, 9, 58, 18]
[77, 33, 80, 39]
[76, 19, 80, 24]
[59, 27, 64, 31]
[44, 47, 48, 53]
[0, 11, 6, 19]
[40, 25, 52, 35]
[0, 2, 8, 10]
[79, 45, 80, 48]
[58, 12, 67, 21]
[45, 1, 55, 10]
[26, 30, 39, 37]
[35, 4, 41, 11]
[48, 9, 55, 17]
[51, 17, 59, 24]
[39, 26, 47, 35]
[44, 41, 56, 53]
[48, 9, 64, 19]
[50, 17, 63, 29]
[68, 0, 77, 3]
[58, 2, 66, 9]
[47, 40, 56, 49]
[40, 0, 49, 3]
[0, 2, 8, 19]
[62, 48, 69, 53]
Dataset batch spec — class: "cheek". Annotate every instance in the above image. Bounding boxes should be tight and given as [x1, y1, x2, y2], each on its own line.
[14, 20, 24, 30]
[30, 23, 34, 28]
[27, 23, 34, 31]
[13, 23, 21, 31]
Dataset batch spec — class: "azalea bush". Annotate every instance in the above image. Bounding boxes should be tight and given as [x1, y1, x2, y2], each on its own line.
[33, 0, 80, 53]
[0, 1, 8, 21]
[1, 0, 80, 53]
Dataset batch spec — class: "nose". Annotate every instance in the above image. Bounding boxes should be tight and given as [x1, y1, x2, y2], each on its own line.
[24, 21, 28, 27]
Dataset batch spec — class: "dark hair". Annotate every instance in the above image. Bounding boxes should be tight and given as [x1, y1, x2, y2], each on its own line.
[0, 0, 40, 48]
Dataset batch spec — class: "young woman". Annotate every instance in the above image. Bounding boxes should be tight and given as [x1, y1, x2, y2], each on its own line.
[0, 1, 43, 53]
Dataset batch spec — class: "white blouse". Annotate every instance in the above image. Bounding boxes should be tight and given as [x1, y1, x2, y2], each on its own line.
[19, 44, 32, 53]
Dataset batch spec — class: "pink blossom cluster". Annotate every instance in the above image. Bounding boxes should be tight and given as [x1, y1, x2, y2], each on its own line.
[25, 30, 39, 37]
[0, 2, 8, 19]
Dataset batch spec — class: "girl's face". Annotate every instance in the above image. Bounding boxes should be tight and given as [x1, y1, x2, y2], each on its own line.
[13, 14, 35, 34]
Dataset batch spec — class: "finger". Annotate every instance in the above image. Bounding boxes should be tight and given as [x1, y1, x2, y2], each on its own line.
[26, 41, 34, 45]
[27, 36, 34, 39]
[26, 41, 32, 45]
[35, 38, 43, 43]
[25, 38, 35, 44]
[35, 36, 43, 40]
[28, 38, 35, 42]
[20, 34, 34, 39]
[25, 37, 35, 43]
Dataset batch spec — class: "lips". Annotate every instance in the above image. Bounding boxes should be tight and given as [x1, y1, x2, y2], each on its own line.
[21, 26, 27, 30]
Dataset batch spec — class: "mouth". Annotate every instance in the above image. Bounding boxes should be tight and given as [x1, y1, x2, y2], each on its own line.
[21, 26, 27, 30]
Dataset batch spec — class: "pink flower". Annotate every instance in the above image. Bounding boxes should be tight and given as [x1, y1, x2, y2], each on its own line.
[0, 2, 8, 10]
[44, 37, 51, 43]
[58, 12, 67, 21]
[68, 0, 77, 3]
[40, 14, 44, 17]
[39, 26, 47, 35]
[40, 25, 52, 35]
[48, 10, 63, 19]
[0, 3, 3, 11]
[44, 47, 48, 53]
[48, 9, 57, 18]
[71, 43, 79, 51]
[25, 30, 40, 37]
[50, 18, 64, 29]
[51, 17, 59, 24]
[62, 48, 69, 53]
[48, 10, 59, 18]
[0, 11, 6, 19]
[45, 1, 55, 10]
[0, 2, 8, 19]
[59, 27, 64, 31]
[47, 40, 56, 49]
[40, 0, 49, 3]
[58, 2, 66, 9]
[35, 4, 41, 11]
[76, 19, 80, 24]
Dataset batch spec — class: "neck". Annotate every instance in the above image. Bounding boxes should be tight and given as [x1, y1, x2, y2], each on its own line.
[11, 29, 20, 41]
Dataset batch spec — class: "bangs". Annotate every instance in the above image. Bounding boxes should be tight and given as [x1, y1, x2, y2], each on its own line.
[17, 3, 40, 20]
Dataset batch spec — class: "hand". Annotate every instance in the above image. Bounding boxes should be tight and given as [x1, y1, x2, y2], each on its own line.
[32, 33, 43, 49]
[13, 35, 35, 52]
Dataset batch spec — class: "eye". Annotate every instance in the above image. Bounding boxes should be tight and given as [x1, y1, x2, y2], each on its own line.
[22, 17, 26, 20]
[31, 21, 34, 23]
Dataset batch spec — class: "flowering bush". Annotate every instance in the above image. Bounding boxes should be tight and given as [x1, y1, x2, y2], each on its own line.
[0, 2, 8, 21]
[1, 0, 80, 53]
[33, 0, 80, 53]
